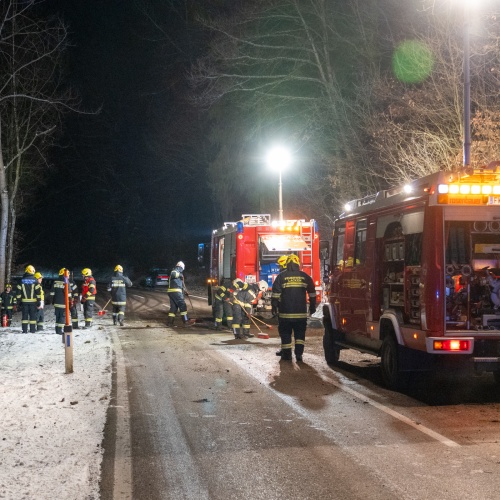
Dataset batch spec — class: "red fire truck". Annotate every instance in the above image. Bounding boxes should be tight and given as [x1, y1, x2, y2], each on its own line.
[323, 165, 500, 389]
[207, 214, 322, 312]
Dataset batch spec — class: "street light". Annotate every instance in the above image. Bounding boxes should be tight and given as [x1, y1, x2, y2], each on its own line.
[462, 0, 472, 168]
[266, 147, 291, 221]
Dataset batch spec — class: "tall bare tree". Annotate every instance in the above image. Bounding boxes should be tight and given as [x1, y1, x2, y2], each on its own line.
[0, 0, 77, 287]
[190, 0, 399, 229]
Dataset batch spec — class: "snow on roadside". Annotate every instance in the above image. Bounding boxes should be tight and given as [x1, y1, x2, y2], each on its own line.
[0, 321, 113, 500]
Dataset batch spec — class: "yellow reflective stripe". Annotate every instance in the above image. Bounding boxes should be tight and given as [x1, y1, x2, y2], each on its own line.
[281, 343, 293, 349]
[295, 340, 305, 345]
[279, 313, 308, 319]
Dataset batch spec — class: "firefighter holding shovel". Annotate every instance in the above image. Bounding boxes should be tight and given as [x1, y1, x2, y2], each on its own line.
[107, 265, 132, 326]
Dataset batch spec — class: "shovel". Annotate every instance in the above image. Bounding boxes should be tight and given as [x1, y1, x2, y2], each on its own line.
[98, 299, 111, 316]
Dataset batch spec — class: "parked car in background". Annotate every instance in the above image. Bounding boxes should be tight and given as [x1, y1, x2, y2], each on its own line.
[144, 268, 170, 287]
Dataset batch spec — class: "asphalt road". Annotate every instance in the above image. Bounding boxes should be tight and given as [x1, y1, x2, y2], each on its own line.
[99, 288, 500, 500]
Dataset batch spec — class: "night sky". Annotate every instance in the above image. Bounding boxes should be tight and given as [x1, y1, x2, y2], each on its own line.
[18, 0, 216, 272]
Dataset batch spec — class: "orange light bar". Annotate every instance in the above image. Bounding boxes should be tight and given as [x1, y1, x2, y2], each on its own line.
[433, 339, 470, 351]
[438, 183, 500, 195]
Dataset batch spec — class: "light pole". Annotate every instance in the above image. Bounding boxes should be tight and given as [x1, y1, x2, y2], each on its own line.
[463, 1, 471, 168]
[266, 147, 291, 221]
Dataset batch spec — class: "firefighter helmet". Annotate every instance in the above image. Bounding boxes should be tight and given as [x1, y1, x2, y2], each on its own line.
[258, 280, 269, 292]
[287, 254, 300, 266]
[82, 268, 92, 277]
[5, 283, 11, 288]
[59, 268, 67, 276]
[34, 272, 43, 280]
[176, 261, 185, 270]
[277, 255, 288, 269]
[25, 265, 35, 274]
[233, 278, 245, 290]
[114, 265, 123, 272]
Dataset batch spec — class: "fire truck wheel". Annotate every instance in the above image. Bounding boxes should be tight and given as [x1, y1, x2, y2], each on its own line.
[323, 321, 340, 365]
[380, 335, 410, 391]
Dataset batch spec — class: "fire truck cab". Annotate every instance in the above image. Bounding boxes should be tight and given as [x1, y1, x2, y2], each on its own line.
[208, 214, 321, 313]
[323, 165, 500, 389]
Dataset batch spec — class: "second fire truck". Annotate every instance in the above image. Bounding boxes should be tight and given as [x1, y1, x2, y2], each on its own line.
[207, 214, 322, 313]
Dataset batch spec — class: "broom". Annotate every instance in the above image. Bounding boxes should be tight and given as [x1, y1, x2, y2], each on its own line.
[97, 299, 111, 316]
[248, 314, 269, 339]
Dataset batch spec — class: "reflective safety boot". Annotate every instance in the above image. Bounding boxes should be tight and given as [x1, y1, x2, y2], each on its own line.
[243, 329, 254, 338]
[233, 328, 243, 339]
[280, 349, 292, 361]
[167, 316, 175, 327]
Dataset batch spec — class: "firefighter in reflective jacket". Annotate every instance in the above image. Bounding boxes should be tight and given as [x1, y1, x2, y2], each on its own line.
[271, 254, 316, 361]
[0, 283, 17, 326]
[16, 265, 43, 333]
[50, 268, 79, 335]
[34, 272, 45, 331]
[231, 278, 255, 339]
[213, 279, 234, 331]
[107, 265, 132, 326]
[81, 268, 97, 329]
[167, 261, 194, 327]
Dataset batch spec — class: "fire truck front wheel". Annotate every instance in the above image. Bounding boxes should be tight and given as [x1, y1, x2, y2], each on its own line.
[380, 335, 410, 391]
[323, 320, 341, 365]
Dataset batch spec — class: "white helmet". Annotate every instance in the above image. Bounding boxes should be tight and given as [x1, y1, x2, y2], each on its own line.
[258, 280, 269, 292]
[176, 261, 185, 270]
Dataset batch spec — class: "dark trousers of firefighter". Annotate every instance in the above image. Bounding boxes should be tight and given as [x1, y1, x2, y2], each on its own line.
[55, 307, 65, 335]
[2, 309, 13, 326]
[278, 319, 307, 359]
[70, 305, 79, 329]
[214, 298, 233, 327]
[232, 304, 251, 335]
[168, 292, 188, 322]
[21, 303, 38, 333]
[112, 303, 126, 324]
[83, 301, 94, 327]
[36, 308, 44, 331]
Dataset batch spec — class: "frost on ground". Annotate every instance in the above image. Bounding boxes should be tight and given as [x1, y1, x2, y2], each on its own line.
[0, 320, 113, 500]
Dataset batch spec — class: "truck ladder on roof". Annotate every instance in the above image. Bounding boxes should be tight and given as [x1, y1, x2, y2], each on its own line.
[241, 214, 272, 226]
[299, 225, 313, 274]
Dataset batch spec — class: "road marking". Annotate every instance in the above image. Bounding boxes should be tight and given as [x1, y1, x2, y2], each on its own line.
[112, 331, 133, 499]
[131, 294, 144, 299]
[325, 374, 460, 448]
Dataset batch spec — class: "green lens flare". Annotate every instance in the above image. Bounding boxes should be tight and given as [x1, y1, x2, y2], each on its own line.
[393, 40, 434, 83]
